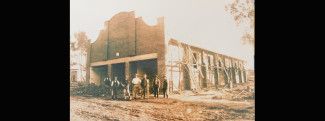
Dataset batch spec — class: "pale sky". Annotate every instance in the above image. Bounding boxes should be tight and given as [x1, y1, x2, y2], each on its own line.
[70, 0, 254, 69]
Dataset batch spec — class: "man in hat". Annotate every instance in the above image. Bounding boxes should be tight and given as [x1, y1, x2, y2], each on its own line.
[162, 76, 168, 98]
[141, 74, 149, 99]
[123, 74, 131, 100]
[111, 76, 120, 100]
[103, 75, 112, 97]
[146, 75, 150, 99]
[153, 75, 160, 98]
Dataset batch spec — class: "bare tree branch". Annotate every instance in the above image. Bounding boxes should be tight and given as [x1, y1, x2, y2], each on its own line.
[225, 0, 255, 46]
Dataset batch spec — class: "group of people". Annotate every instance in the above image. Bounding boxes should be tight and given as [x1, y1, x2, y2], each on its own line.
[103, 73, 168, 100]
[103, 76, 122, 100]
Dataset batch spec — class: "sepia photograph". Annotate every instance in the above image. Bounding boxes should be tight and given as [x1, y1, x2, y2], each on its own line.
[70, 0, 255, 120]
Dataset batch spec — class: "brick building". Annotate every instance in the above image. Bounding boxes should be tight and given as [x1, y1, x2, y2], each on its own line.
[89, 11, 165, 86]
[88, 11, 247, 94]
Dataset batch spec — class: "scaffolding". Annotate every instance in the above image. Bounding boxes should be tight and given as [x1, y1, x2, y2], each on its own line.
[166, 39, 246, 93]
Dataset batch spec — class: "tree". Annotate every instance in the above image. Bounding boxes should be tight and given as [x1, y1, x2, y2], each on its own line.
[71, 32, 91, 83]
[74, 32, 91, 54]
[225, 0, 255, 46]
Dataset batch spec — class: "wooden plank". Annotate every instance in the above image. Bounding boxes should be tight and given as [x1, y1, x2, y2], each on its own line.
[91, 53, 158, 66]
[90, 61, 107, 67]
[166, 65, 179, 67]
[129, 53, 157, 62]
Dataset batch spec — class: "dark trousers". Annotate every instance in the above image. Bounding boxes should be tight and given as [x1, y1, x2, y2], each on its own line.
[141, 87, 146, 98]
[112, 88, 118, 99]
[106, 87, 111, 97]
[162, 88, 168, 98]
[153, 87, 158, 98]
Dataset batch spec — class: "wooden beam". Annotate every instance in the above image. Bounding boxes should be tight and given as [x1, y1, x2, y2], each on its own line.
[168, 70, 180, 72]
[166, 65, 179, 67]
[91, 53, 158, 67]
[129, 53, 157, 62]
[90, 61, 107, 67]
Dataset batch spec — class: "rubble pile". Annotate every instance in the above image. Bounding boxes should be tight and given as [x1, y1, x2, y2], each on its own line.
[70, 84, 109, 96]
[212, 81, 255, 101]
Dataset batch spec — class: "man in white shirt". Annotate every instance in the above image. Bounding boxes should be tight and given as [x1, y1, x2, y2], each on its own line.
[132, 74, 141, 99]
[132, 74, 141, 84]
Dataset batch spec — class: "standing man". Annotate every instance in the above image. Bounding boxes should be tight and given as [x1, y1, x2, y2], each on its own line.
[103, 75, 111, 97]
[162, 76, 168, 98]
[153, 75, 160, 98]
[111, 76, 120, 100]
[132, 74, 141, 100]
[141, 74, 148, 99]
[146, 75, 150, 99]
[124, 74, 131, 100]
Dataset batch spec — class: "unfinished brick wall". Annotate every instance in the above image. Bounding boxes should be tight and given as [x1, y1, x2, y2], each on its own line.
[168, 39, 246, 91]
[90, 12, 165, 58]
[136, 17, 166, 78]
[107, 12, 136, 60]
[90, 11, 166, 78]
[90, 29, 108, 62]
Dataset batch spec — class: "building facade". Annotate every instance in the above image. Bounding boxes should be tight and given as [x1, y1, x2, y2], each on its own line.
[87, 11, 247, 94]
[89, 11, 165, 86]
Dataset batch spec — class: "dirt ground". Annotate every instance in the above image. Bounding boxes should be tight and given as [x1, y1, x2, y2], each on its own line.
[70, 81, 254, 121]
[71, 95, 254, 120]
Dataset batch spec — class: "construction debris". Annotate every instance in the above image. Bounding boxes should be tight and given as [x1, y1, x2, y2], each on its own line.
[211, 80, 255, 101]
[71, 84, 110, 97]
